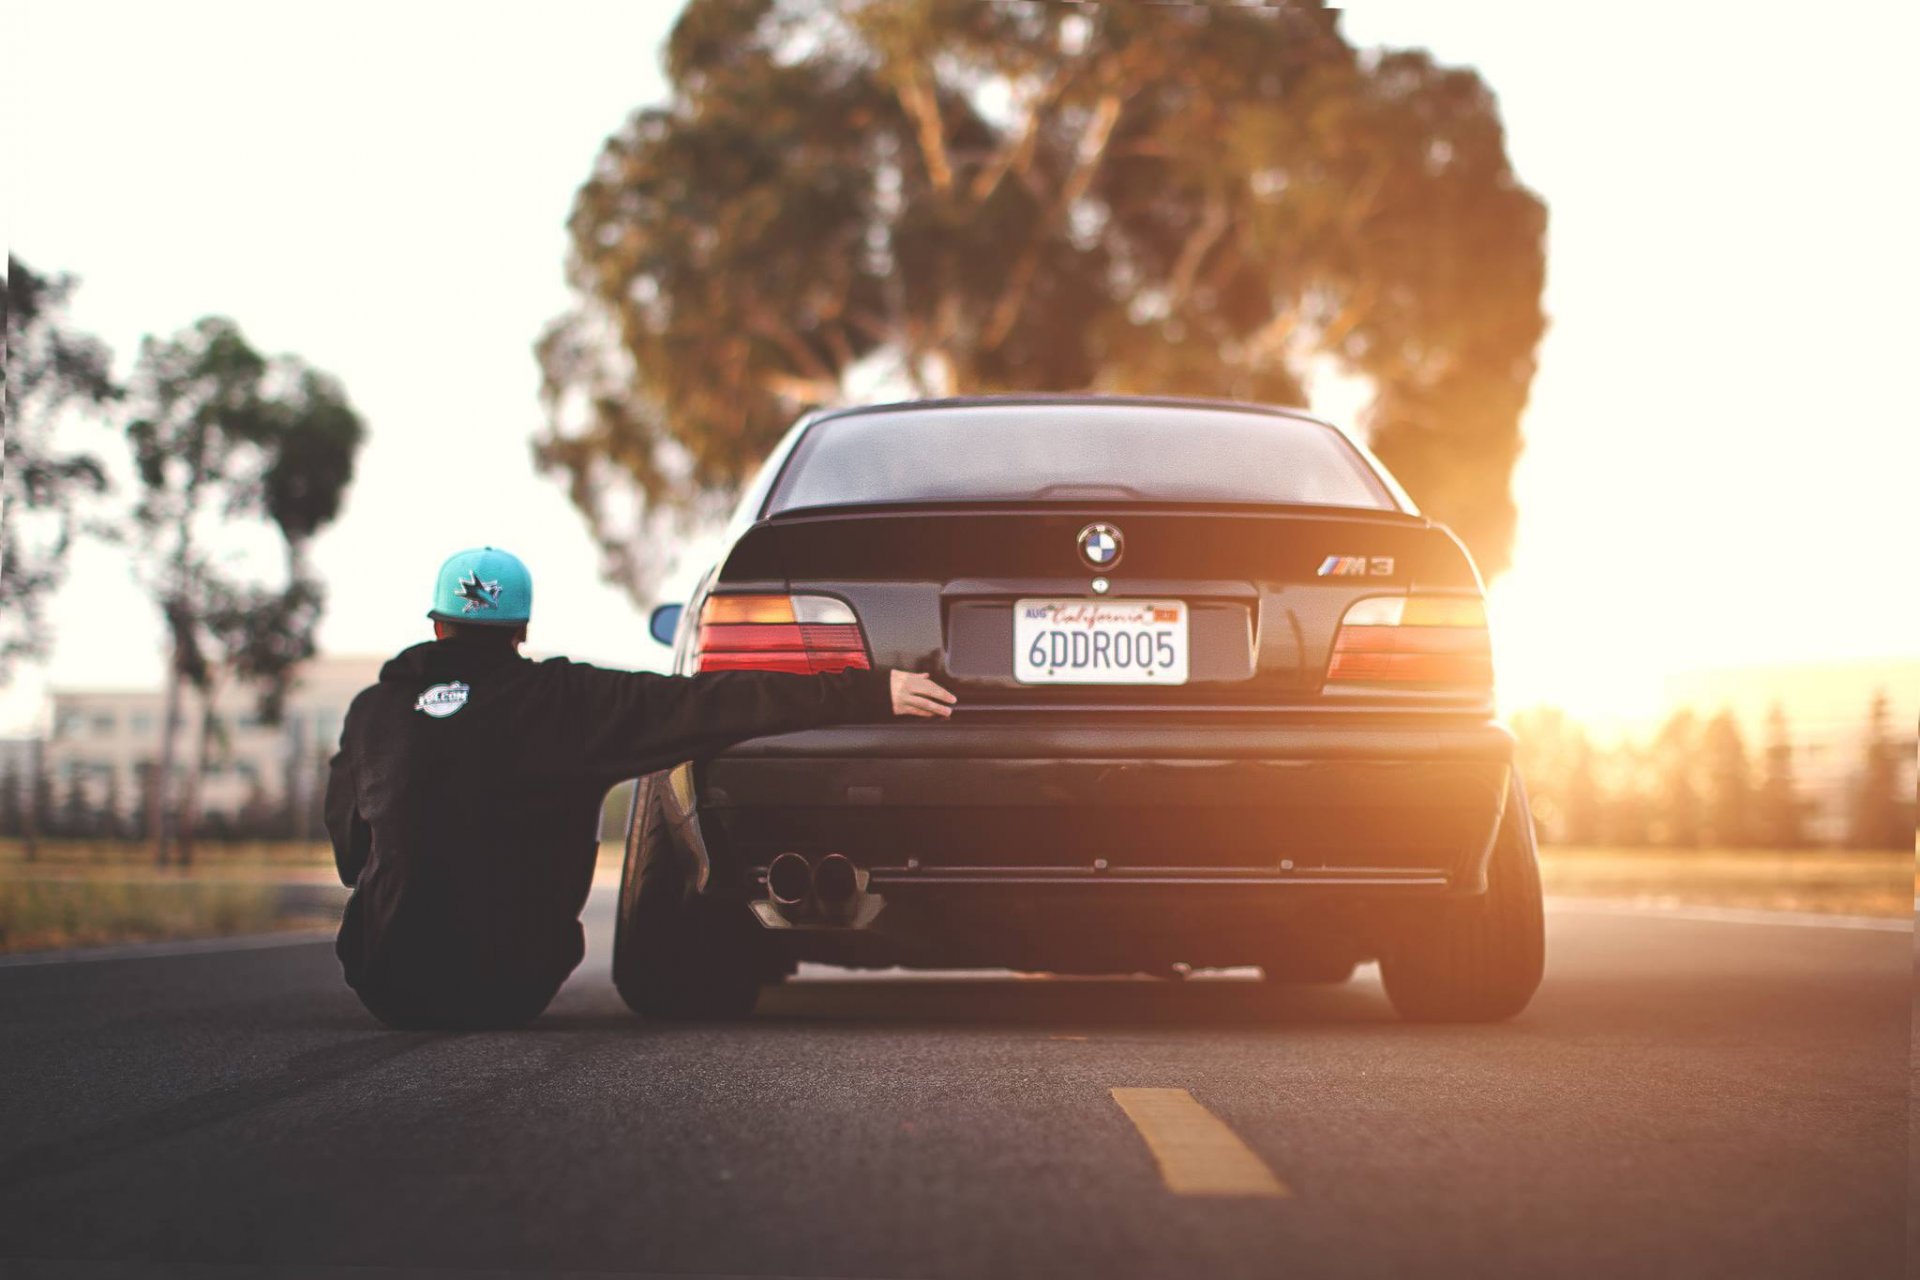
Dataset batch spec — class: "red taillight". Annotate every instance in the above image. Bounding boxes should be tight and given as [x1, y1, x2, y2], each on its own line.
[694, 594, 872, 674]
[1326, 595, 1492, 690]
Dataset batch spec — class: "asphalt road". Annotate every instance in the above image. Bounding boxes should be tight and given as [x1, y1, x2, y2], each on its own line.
[0, 892, 1909, 1280]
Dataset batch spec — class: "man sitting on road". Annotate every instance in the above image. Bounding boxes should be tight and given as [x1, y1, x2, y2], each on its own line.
[326, 546, 955, 1029]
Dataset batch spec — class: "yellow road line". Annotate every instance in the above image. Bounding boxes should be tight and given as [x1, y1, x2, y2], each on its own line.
[1110, 1087, 1290, 1198]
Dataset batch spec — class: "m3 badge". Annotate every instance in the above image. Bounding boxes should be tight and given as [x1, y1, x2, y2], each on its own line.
[1317, 555, 1395, 577]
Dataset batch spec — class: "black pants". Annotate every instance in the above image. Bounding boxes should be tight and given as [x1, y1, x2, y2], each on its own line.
[352, 975, 564, 1031]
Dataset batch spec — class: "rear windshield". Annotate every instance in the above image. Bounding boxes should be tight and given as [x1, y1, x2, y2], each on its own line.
[767, 404, 1396, 515]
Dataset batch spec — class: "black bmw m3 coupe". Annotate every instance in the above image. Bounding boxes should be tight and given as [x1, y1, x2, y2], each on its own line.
[617, 396, 1544, 1023]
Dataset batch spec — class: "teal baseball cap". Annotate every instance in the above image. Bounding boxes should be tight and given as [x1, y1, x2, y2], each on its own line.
[428, 546, 532, 627]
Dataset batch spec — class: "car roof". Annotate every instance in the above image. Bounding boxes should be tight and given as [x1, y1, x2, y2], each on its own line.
[805, 393, 1338, 431]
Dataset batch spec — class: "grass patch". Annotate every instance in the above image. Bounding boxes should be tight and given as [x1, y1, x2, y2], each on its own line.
[0, 839, 336, 878]
[0, 839, 345, 954]
[0, 879, 301, 953]
[1539, 845, 1913, 918]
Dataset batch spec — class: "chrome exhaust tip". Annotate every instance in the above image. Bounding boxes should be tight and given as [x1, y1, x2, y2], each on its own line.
[813, 852, 861, 909]
[748, 852, 884, 932]
[766, 852, 812, 907]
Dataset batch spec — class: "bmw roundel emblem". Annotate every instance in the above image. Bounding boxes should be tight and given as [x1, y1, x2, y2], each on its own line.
[1077, 522, 1123, 570]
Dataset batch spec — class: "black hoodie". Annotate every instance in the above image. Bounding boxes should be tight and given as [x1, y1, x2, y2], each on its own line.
[325, 638, 893, 1015]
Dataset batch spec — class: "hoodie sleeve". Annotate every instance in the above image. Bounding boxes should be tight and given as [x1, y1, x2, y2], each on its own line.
[532, 662, 895, 782]
[324, 705, 374, 886]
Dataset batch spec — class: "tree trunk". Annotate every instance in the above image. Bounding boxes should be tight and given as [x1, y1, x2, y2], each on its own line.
[177, 688, 217, 870]
[149, 641, 185, 867]
[22, 738, 42, 863]
[284, 729, 305, 842]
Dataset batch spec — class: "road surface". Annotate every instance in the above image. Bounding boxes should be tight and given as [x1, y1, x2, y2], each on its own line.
[1, 892, 1909, 1279]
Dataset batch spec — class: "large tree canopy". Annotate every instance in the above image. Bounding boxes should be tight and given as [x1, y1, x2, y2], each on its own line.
[124, 316, 365, 862]
[1, 257, 120, 678]
[539, 0, 1545, 595]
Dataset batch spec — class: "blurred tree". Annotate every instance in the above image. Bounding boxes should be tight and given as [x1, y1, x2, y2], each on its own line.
[177, 712, 229, 864]
[1754, 702, 1806, 849]
[1847, 690, 1914, 850]
[1599, 740, 1656, 848]
[279, 731, 308, 841]
[1649, 710, 1701, 848]
[1699, 710, 1752, 848]
[1, 257, 121, 679]
[26, 745, 54, 858]
[172, 576, 327, 863]
[539, 0, 1547, 595]
[199, 806, 234, 844]
[132, 761, 159, 842]
[236, 774, 277, 842]
[99, 768, 126, 841]
[304, 754, 333, 843]
[0, 760, 22, 837]
[1563, 735, 1603, 846]
[59, 770, 90, 839]
[122, 317, 365, 866]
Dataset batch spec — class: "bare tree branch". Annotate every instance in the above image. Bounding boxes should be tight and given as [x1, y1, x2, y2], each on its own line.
[744, 305, 836, 384]
[983, 88, 1124, 349]
[758, 370, 842, 404]
[895, 65, 954, 196]
[1165, 193, 1234, 317]
[966, 64, 1076, 205]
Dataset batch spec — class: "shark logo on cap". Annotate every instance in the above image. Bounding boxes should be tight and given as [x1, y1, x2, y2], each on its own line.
[455, 572, 502, 613]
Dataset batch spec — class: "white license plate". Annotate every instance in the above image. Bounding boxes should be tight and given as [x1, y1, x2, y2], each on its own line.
[1013, 598, 1189, 684]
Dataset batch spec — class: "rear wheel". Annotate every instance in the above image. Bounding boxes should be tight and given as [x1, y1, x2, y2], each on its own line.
[1378, 773, 1545, 1023]
[613, 777, 768, 1021]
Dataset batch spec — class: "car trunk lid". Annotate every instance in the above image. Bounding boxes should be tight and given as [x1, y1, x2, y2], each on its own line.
[719, 504, 1479, 708]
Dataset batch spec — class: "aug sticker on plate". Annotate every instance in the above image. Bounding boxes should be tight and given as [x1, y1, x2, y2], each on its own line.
[1013, 599, 1189, 685]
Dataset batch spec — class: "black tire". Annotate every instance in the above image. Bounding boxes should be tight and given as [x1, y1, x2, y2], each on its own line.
[1378, 773, 1546, 1023]
[613, 776, 767, 1021]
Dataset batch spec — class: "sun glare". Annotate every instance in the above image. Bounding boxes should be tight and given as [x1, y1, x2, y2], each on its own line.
[1488, 578, 1667, 733]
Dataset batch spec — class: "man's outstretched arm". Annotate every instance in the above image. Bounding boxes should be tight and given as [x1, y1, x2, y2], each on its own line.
[546, 664, 955, 781]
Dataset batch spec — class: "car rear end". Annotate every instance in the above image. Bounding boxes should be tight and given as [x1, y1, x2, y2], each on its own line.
[645, 398, 1517, 974]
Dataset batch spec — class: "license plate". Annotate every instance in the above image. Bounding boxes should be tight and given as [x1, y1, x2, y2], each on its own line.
[1013, 599, 1189, 684]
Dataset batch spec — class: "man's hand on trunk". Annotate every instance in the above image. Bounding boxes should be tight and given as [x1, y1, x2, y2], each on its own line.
[891, 670, 957, 719]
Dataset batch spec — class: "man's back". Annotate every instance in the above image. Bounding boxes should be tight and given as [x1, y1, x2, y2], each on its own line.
[327, 635, 897, 1027]
[330, 639, 609, 1022]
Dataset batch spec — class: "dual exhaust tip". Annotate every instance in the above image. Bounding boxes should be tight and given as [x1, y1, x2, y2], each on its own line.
[767, 851, 862, 918]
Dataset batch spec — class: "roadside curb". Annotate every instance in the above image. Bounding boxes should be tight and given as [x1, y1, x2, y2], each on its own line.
[0, 927, 337, 968]
[1546, 896, 1913, 933]
[4, 895, 1905, 968]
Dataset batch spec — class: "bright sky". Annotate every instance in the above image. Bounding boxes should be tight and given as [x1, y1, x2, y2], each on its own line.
[5, 1, 1916, 735]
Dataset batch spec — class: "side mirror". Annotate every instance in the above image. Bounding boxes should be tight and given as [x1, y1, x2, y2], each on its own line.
[648, 603, 684, 647]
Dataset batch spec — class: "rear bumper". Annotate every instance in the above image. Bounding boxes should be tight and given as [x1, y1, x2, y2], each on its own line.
[661, 716, 1513, 900]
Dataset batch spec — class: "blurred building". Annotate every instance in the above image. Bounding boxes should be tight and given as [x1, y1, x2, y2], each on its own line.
[33, 657, 381, 834]
[0, 739, 36, 773]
